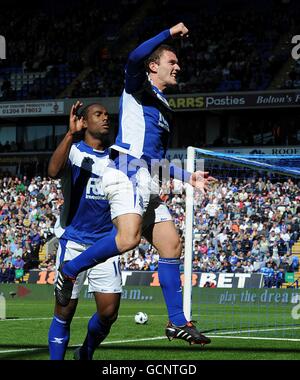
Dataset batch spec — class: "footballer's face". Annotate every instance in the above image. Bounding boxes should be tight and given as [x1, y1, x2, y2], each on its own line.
[85, 104, 110, 139]
[150, 50, 180, 91]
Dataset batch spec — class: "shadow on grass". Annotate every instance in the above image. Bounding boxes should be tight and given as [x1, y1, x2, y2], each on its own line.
[1, 342, 300, 360]
[0, 346, 48, 360]
[97, 344, 300, 353]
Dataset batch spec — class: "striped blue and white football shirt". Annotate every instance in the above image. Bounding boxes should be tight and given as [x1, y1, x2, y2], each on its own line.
[54, 140, 114, 245]
[111, 29, 174, 165]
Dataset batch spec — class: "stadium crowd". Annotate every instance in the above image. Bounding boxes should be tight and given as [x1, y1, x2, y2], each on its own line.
[0, 0, 138, 100]
[0, 175, 59, 283]
[0, 0, 297, 100]
[0, 171, 299, 288]
[70, 0, 293, 97]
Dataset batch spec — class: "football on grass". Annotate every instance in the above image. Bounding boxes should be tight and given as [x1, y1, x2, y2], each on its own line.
[134, 312, 148, 324]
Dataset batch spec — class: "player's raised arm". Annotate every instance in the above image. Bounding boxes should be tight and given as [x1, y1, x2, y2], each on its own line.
[126, 30, 170, 76]
[169, 22, 189, 39]
[125, 29, 170, 93]
[125, 22, 188, 93]
[170, 164, 216, 194]
[48, 101, 84, 178]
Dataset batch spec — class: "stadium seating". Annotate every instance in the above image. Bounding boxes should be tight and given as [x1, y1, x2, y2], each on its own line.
[0, 173, 299, 288]
[0, 0, 297, 100]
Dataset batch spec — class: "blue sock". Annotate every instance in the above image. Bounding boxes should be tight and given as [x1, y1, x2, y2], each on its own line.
[79, 312, 111, 360]
[158, 258, 187, 326]
[48, 315, 70, 360]
[63, 230, 120, 278]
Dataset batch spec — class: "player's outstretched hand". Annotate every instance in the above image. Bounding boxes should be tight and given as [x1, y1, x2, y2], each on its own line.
[69, 100, 85, 135]
[170, 22, 189, 39]
[189, 171, 217, 193]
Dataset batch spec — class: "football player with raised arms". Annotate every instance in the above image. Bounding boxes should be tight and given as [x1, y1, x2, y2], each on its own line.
[48, 101, 122, 360]
[56, 23, 214, 345]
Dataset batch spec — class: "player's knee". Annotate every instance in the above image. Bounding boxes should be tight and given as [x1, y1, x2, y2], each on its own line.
[116, 233, 141, 252]
[102, 312, 118, 326]
[55, 305, 75, 322]
[174, 238, 182, 258]
[99, 309, 118, 326]
[159, 237, 182, 259]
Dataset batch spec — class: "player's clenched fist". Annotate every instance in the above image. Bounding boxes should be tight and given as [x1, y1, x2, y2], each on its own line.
[170, 22, 189, 38]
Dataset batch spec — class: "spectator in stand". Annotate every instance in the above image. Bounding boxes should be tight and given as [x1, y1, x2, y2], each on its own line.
[30, 228, 42, 258]
[261, 262, 275, 288]
[14, 255, 25, 269]
[275, 267, 285, 288]
[250, 239, 261, 259]
[233, 261, 244, 273]
[39, 258, 56, 271]
[12, 242, 23, 259]
[5, 263, 15, 283]
[3, 254, 13, 267]
[0, 263, 8, 283]
[259, 235, 270, 256]
[291, 255, 299, 272]
[244, 261, 254, 273]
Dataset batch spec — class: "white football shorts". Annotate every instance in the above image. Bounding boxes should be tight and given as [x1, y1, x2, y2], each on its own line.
[55, 239, 122, 299]
[102, 164, 172, 229]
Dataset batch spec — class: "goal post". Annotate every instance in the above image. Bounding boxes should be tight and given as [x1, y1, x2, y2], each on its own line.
[183, 146, 300, 323]
[183, 146, 195, 321]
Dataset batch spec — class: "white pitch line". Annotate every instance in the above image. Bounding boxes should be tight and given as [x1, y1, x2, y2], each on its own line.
[86, 334, 300, 344]
[208, 335, 300, 342]
[0, 337, 167, 354]
[0, 316, 90, 322]
[1, 317, 300, 338]
[1, 316, 300, 335]
[1, 333, 300, 355]
[216, 326, 300, 335]
[99, 336, 167, 345]
[0, 348, 43, 354]
[0, 316, 137, 322]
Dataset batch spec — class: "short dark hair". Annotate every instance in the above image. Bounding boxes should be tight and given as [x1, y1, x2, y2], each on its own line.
[144, 44, 177, 73]
[72, 103, 104, 141]
[78, 103, 102, 120]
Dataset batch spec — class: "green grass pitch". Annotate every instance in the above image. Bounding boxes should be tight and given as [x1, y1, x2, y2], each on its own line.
[0, 284, 300, 360]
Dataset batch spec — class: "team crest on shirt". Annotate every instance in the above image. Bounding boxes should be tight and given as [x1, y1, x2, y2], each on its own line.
[86, 178, 106, 200]
[158, 113, 170, 132]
